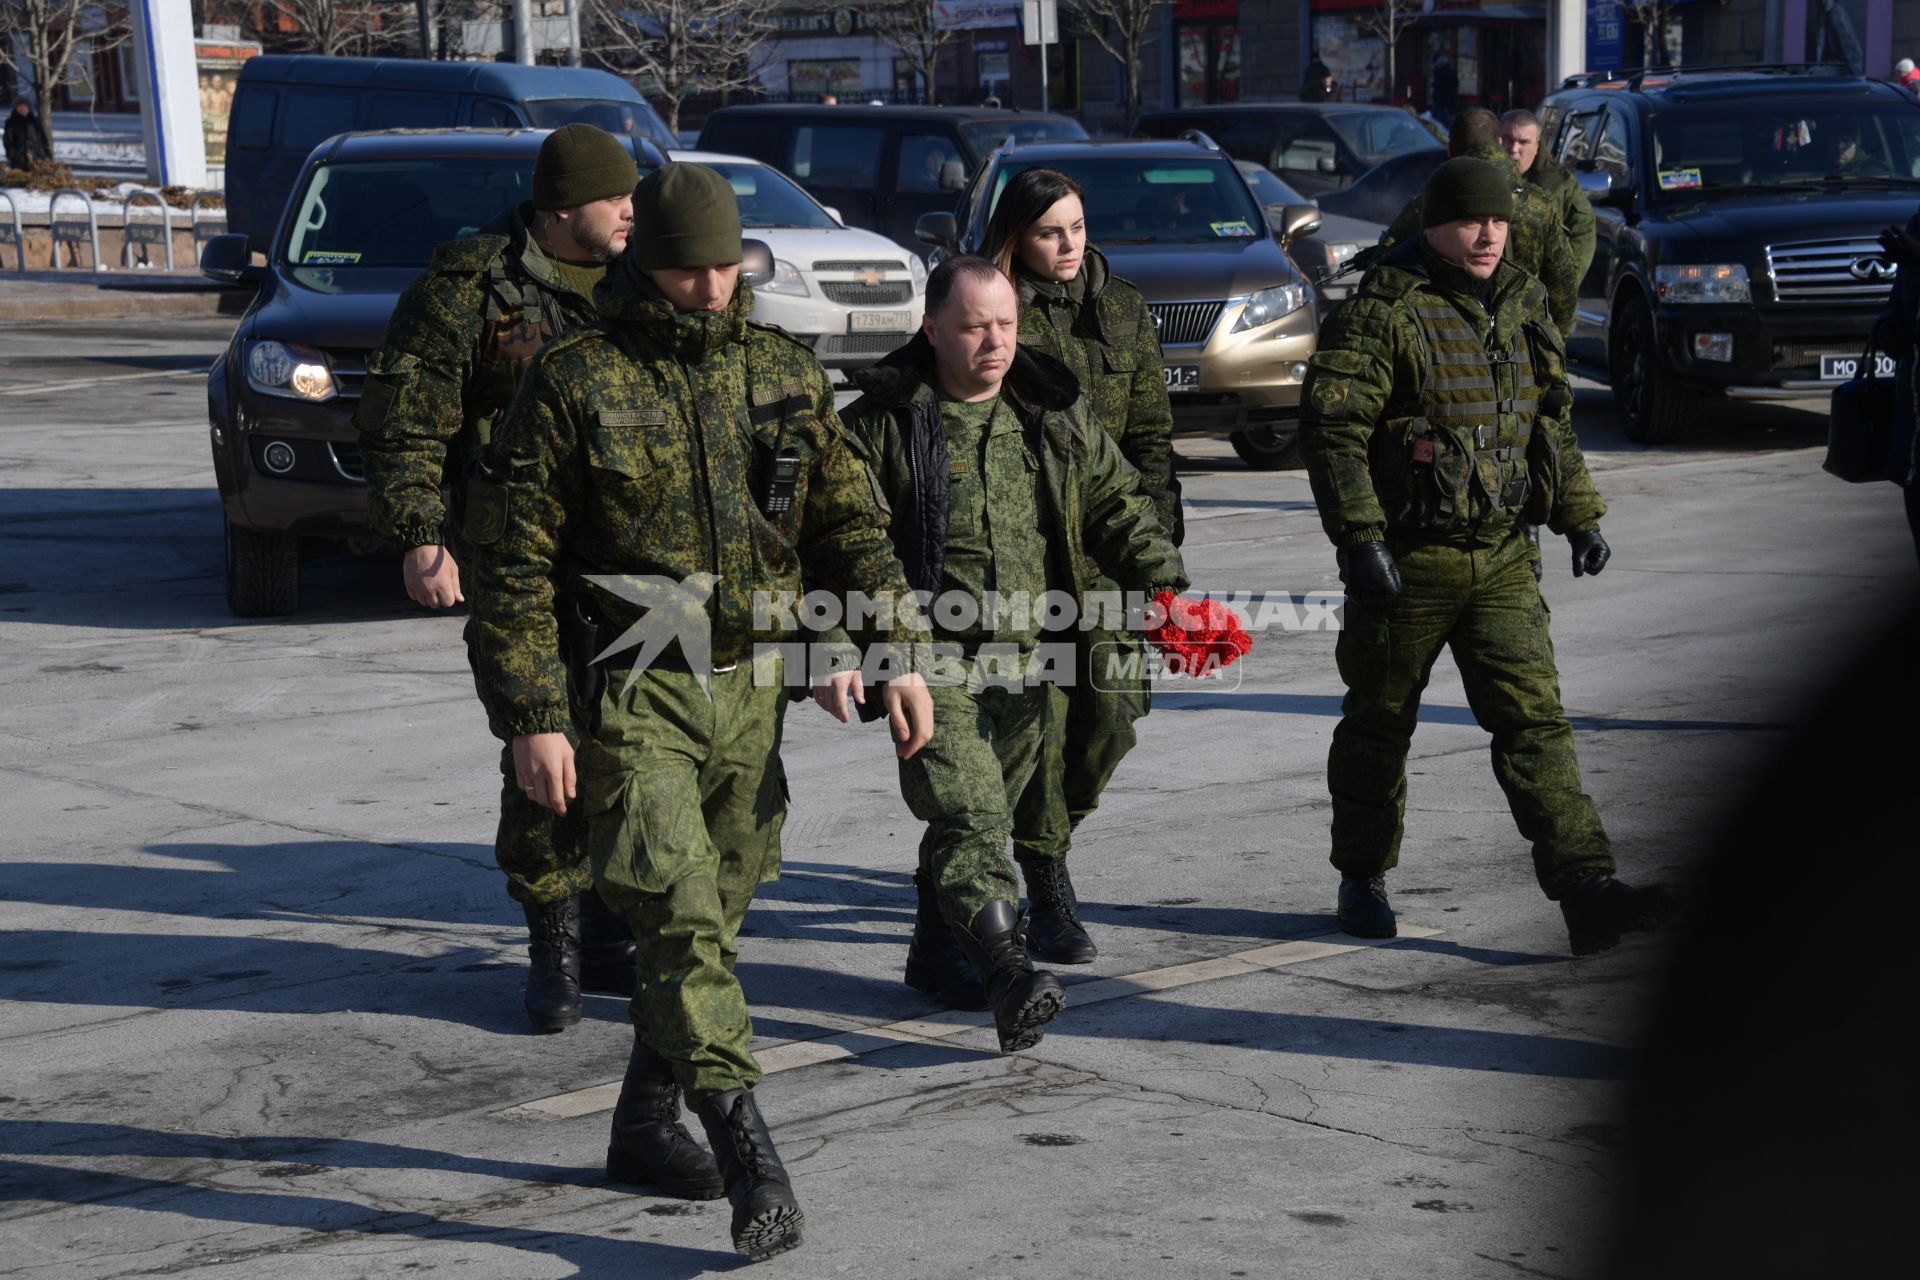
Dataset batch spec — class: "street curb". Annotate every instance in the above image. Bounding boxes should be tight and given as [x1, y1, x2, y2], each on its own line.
[0, 282, 249, 324]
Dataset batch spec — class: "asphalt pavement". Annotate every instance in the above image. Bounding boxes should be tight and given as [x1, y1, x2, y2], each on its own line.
[0, 316, 1911, 1278]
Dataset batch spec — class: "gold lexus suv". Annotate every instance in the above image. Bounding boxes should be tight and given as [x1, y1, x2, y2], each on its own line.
[914, 136, 1322, 468]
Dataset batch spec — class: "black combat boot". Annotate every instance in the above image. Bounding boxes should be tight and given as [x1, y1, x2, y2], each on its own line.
[606, 1039, 725, 1199]
[1336, 872, 1397, 939]
[521, 897, 582, 1033]
[903, 870, 987, 1010]
[578, 889, 637, 995]
[1560, 874, 1680, 956]
[950, 901, 1067, 1054]
[694, 1089, 805, 1261]
[1016, 852, 1097, 964]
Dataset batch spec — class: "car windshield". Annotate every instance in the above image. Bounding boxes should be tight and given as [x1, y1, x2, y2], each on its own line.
[1235, 162, 1307, 208]
[1323, 108, 1445, 165]
[282, 155, 655, 267]
[959, 116, 1090, 161]
[707, 161, 839, 230]
[993, 156, 1267, 245]
[525, 96, 673, 148]
[1647, 101, 1920, 197]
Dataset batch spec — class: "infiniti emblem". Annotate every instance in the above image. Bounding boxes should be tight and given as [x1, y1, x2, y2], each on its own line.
[1850, 256, 1896, 281]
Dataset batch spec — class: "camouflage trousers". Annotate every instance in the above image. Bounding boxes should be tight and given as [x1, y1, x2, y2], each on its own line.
[900, 676, 1051, 927]
[1329, 527, 1614, 899]
[462, 614, 593, 906]
[579, 662, 787, 1102]
[1011, 629, 1152, 862]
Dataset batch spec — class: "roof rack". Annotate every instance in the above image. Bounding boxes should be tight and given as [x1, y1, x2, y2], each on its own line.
[1563, 62, 1855, 92]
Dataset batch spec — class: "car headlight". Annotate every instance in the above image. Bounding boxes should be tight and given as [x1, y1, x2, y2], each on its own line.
[907, 254, 928, 294]
[1654, 263, 1750, 304]
[759, 258, 810, 298]
[246, 339, 336, 401]
[1230, 283, 1309, 333]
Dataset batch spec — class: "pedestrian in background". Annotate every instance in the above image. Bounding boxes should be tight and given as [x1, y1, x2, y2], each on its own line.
[1301, 59, 1335, 102]
[1300, 157, 1678, 957]
[1872, 209, 1920, 563]
[4, 97, 52, 172]
[355, 125, 642, 1034]
[978, 167, 1182, 972]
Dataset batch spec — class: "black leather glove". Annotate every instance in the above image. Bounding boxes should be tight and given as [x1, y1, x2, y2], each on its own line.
[1570, 528, 1611, 577]
[1343, 540, 1403, 604]
[1522, 522, 1543, 581]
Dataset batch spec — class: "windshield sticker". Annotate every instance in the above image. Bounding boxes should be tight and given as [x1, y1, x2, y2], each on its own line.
[1211, 220, 1256, 237]
[302, 250, 362, 265]
[1657, 168, 1702, 191]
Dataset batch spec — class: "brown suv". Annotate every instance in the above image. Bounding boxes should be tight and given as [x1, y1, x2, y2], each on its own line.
[201, 128, 660, 616]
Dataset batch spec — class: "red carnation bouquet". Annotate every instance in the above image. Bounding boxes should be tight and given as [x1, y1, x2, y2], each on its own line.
[1145, 590, 1252, 675]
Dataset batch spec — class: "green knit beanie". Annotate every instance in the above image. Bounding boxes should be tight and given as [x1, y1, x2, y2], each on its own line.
[628, 163, 743, 270]
[1421, 156, 1514, 229]
[533, 123, 639, 211]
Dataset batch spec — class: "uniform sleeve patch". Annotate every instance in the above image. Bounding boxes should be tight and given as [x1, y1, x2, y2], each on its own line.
[598, 408, 666, 427]
[1310, 377, 1351, 414]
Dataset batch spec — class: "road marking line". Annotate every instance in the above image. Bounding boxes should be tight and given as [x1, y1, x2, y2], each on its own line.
[0, 368, 202, 397]
[495, 924, 1442, 1121]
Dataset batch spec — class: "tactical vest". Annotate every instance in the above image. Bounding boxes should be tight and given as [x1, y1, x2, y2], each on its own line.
[473, 262, 571, 450]
[1387, 290, 1540, 533]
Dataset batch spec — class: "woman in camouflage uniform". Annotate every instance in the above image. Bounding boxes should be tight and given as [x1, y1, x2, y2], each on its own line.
[973, 168, 1182, 968]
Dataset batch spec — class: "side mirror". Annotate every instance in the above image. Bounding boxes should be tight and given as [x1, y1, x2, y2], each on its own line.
[1576, 167, 1623, 204]
[741, 238, 774, 287]
[201, 233, 260, 287]
[940, 158, 967, 191]
[915, 210, 958, 249]
[820, 206, 843, 224]
[1273, 202, 1322, 245]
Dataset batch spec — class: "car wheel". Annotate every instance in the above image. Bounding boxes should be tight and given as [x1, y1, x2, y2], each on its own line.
[1610, 294, 1696, 445]
[224, 517, 300, 617]
[1229, 424, 1304, 470]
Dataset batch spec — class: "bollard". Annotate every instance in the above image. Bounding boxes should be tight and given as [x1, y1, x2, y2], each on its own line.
[49, 188, 101, 271]
[122, 187, 176, 271]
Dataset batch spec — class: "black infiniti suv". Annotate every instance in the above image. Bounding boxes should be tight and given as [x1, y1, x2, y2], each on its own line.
[1540, 66, 1920, 442]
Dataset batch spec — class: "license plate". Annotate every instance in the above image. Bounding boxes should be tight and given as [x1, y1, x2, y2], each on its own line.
[1165, 365, 1201, 393]
[849, 311, 913, 333]
[1820, 353, 1895, 380]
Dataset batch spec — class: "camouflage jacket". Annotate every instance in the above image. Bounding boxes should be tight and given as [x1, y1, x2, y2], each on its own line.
[469, 266, 924, 737]
[1300, 237, 1606, 548]
[835, 332, 1187, 617]
[1528, 153, 1598, 286]
[1381, 144, 1581, 339]
[1014, 245, 1183, 542]
[355, 203, 604, 551]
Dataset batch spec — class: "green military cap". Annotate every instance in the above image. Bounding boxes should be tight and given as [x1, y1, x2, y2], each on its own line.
[628, 163, 743, 270]
[1422, 156, 1515, 229]
[534, 123, 639, 211]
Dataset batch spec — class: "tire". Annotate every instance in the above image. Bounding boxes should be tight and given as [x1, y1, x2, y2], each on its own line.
[224, 517, 301, 617]
[1229, 423, 1305, 470]
[1609, 294, 1697, 445]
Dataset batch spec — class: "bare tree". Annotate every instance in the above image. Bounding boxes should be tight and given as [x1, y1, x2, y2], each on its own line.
[1073, 0, 1166, 115]
[586, 0, 776, 135]
[0, 0, 132, 119]
[869, 0, 963, 105]
[1613, 0, 1680, 70]
[254, 0, 403, 56]
[1351, 0, 1421, 103]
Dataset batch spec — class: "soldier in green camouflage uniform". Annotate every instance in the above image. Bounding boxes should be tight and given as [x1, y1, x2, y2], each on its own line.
[1500, 108, 1597, 289]
[975, 167, 1184, 966]
[472, 163, 933, 1261]
[1379, 108, 1581, 339]
[354, 124, 643, 1034]
[1301, 157, 1676, 957]
[821, 256, 1186, 1048]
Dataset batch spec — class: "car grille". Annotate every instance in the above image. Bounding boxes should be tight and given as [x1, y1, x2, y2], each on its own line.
[1147, 301, 1225, 347]
[816, 333, 914, 358]
[811, 260, 900, 274]
[820, 280, 914, 306]
[1772, 339, 1859, 372]
[1765, 238, 1897, 304]
[329, 442, 364, 481]
[327, 352, 370, 400]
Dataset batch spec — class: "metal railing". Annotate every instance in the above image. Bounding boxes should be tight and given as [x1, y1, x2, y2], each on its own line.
[49, 187, 100, 271]
[122, 187, 175, 271]
[0, 189, 21, 272]
[190, 192, 227, 265]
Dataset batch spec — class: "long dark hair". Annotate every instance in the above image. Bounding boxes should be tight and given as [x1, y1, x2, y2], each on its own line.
[981, 167, 1086, 279]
